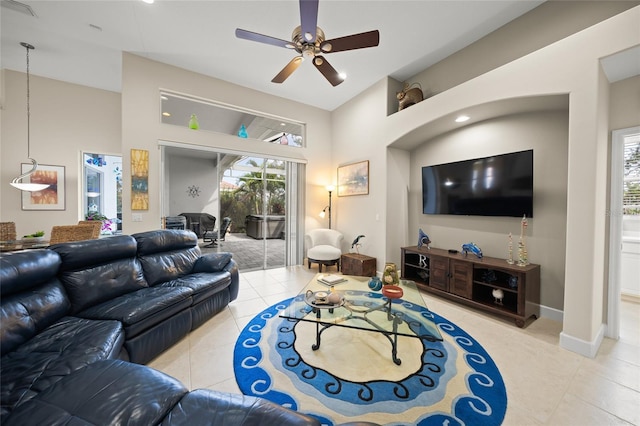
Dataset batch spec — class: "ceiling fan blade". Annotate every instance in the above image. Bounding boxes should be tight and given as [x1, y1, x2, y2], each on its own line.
[272, 56, 304, 83]
[320, 30, 380, 53]
[236, 28, 293, 49]
[312, 56, 344, 86]
[299, 0, 319, 43]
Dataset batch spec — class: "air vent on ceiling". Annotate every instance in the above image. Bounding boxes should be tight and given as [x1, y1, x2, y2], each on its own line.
[1, 0, 37, 17]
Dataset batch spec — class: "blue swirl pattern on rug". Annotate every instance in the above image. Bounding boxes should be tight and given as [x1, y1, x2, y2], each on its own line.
[233, 296, 507, 425]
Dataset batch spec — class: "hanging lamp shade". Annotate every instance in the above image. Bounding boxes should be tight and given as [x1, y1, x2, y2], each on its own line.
[10, 42, 49, 192]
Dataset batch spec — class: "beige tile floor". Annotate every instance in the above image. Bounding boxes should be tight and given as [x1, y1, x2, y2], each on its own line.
[149, 266, 640, 425]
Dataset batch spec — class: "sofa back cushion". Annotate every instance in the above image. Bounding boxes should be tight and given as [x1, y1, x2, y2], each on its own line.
[51, 235, 148, 314]
[0, 250, 69, 355]
[133, 230, 201, 286]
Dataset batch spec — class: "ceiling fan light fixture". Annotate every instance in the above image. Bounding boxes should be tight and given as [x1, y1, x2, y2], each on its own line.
[302, 45, 315, 59]
[235, 0, 379, 86]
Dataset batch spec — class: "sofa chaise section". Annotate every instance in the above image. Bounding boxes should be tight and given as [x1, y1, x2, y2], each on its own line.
[4, 359, 321, 426]
[0, 250, 125, 420]
[50, 235, 194, 364]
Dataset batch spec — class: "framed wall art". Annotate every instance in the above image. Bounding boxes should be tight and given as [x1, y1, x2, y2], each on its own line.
[131, 148, 149, 210]
[337, 160, 369, 197]
[21, 164, 66, 210]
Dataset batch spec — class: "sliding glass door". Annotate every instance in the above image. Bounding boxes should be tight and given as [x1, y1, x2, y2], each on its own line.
[161, 145, 304, 271]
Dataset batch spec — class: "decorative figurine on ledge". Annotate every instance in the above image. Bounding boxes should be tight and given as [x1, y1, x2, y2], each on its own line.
[397, 82, 424, 111]
[462, 242, 483, 259]
[351, 234, 365, 254]
[418, 228, 431, 249]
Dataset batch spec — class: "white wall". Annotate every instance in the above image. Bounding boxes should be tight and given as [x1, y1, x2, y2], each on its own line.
[409, 111, 568, 311]
[331, 7, 640, 356]
[167, 155, 218, 217]
[0, 70, 121, 238]
[121, 54, 332, 238]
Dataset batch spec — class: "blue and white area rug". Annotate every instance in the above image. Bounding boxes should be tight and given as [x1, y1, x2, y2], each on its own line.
[233, 295, 507, 425]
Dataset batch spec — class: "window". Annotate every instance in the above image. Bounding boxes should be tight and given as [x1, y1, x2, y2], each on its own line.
[83, 153, 122, 233]
[160, 92, 304, 147]
[623, 134, 640, 215]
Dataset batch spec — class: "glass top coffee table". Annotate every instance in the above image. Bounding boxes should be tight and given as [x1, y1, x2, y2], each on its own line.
[280, 273, 443, 365]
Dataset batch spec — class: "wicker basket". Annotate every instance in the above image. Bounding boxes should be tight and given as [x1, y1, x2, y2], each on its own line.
[0, 222, 17, 242]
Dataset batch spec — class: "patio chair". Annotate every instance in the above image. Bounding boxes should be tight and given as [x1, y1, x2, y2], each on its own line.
[179, 213, 216, 238]
[0, 222, 17, 241]
[203, 217, 232, 247]
[49, 224, 99, 245]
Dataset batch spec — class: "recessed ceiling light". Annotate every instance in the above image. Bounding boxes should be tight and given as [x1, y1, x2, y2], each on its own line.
[141, 0, 154, 4]
[162, 112, 171, 117]
[455, 115, 470, 123]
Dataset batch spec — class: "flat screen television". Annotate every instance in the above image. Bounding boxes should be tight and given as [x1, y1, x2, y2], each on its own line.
[422, 149, 533, 217]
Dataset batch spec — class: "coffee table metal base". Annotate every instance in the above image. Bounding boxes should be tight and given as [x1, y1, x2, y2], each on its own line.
[309, 298, 404, 365]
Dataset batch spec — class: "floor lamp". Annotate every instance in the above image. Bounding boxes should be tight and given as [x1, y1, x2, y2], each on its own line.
[319, 185, 334, 229]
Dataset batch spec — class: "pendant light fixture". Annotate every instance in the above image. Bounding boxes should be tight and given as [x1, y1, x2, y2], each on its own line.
[10, 42, 49, 192]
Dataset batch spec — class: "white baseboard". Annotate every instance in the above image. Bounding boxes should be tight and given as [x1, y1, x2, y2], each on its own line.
[538, 303, 564, 322]
[559, 323, 605, 358]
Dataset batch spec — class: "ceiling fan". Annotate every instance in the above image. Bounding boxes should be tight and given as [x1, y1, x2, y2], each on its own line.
[235, 0, 379, 86]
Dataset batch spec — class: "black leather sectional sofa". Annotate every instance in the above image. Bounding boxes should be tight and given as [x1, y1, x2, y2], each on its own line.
[0, 229, 319, 425]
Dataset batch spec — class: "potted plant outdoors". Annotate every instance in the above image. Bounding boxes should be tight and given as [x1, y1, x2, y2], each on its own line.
[85, 212, 115, 235]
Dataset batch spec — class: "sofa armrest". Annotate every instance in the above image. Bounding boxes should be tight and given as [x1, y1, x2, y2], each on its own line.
[161, 389, 320, 426]
[222, 258, 239, 302]
[192, 252, 233, 273]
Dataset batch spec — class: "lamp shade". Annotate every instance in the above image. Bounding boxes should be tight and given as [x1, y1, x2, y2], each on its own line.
[10, 158, 49, 191]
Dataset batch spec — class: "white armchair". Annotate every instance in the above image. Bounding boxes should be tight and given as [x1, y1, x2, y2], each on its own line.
[305, 228, 344, 272]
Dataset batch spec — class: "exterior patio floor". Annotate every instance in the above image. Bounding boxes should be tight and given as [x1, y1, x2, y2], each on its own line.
[199, 232, 285, 271]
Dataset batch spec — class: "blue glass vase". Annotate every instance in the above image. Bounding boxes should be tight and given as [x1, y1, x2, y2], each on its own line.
[368, 276, 382, 291]
[238, 124, 248, 138]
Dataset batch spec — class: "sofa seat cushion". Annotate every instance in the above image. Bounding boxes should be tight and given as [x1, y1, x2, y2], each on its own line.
[157, 271, 232, 304]
[77, 286, 193, 338]
[4, 359, 188, 426]
[1, 316, 124, 417]
[161, 389, 321, 426]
